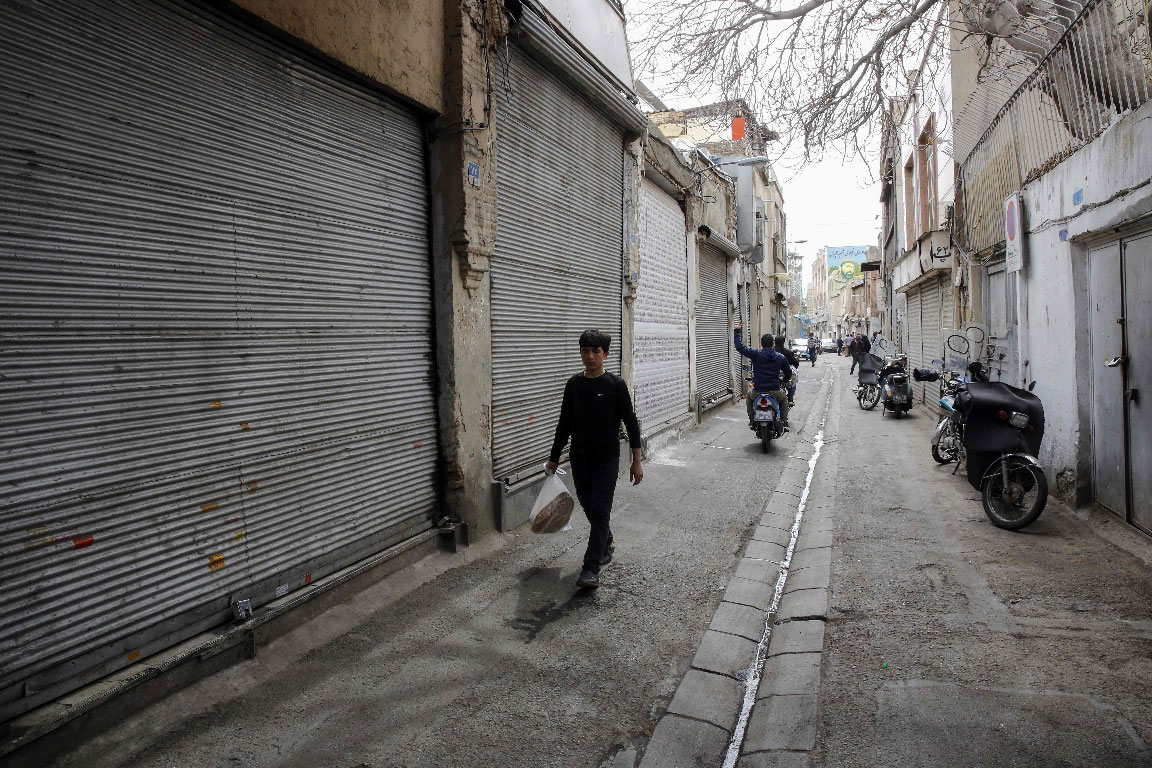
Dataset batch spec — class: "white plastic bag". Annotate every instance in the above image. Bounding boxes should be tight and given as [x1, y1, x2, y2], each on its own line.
[529, 467, 575, 534]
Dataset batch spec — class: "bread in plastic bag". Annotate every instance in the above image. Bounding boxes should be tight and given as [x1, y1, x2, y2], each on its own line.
[529, 467, 575, 533]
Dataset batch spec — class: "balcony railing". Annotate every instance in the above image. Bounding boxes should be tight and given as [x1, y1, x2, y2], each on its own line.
[958, 0, 1152, 253]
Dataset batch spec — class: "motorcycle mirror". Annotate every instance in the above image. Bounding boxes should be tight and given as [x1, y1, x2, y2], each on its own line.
[1028, 380, 1037, 391]
[947, 334, 970, 355]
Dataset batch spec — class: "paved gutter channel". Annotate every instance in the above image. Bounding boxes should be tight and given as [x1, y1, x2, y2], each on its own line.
[631, 366, 840, 768]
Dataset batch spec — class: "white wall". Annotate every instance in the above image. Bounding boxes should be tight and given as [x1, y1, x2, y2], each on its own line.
[1017, 99, 1152, 493]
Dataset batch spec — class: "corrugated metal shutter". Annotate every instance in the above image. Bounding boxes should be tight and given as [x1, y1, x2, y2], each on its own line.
[906, 289, 924, 406]
[0, 0, 437, 718]
[635, 180, 690, 432]
[916, 280, 943, 411]
[490, 45, 624, 479]
[697, 245, 732, 404]
[921, 280, 942, 368]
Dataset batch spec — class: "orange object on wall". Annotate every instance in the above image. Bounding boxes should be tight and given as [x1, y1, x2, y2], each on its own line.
[732, 116, 746, 140]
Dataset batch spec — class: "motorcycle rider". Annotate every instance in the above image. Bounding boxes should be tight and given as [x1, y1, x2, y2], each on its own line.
[734, 321, 790, 428]
[774, 334, 800, 406]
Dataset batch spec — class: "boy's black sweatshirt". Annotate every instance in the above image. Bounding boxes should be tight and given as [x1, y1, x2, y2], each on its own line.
[549, 371, 641, 464]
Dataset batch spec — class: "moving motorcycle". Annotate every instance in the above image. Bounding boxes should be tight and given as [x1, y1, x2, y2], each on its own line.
[750, 390, 786, 452]
[879, 354, 913, 417]
[913, 361, 1048, 530]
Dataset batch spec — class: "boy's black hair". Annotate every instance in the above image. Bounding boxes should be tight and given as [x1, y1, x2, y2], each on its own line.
[760, 334, 773, 348]
[579, 329, 612, 353]
[773, 334, 786, 348]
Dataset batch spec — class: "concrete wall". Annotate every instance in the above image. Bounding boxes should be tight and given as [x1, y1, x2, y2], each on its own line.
[235, 0, 445, 112]
[429, 0, 501, 534]
[1014, 98, 1152, 500]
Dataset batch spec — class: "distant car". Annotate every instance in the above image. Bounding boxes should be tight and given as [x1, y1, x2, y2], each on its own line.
[821, 337, 838, 352]
[791, 337, 809, 356]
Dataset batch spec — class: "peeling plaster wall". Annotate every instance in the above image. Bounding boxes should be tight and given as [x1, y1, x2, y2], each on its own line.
[235, 0, 445, 112]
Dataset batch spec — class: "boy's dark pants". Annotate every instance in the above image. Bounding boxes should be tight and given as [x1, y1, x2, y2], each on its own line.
[570, 452, 618, 574]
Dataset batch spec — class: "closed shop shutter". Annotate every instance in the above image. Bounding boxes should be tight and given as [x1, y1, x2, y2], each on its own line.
[1, 0, 439, 718]
[490, 45, 624, 479]
[697, 245, 733, 404]
[635, 180, 690, 432]
[918, 280, 943, 413]
[906, 289, 924, 406]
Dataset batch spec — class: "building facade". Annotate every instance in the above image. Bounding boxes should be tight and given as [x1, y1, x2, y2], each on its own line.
[953, 0, 1152, 524]
[0, 0, 678, 723]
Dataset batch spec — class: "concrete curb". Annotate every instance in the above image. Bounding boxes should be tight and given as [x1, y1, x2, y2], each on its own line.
[634, 370, 838, 768]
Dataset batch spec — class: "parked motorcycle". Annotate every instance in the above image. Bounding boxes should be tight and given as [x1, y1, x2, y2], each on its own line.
[913, 361, 1048, 529]
[856, 352, 882, 410]
[927, 370, 967, 464]
[879, 354, 913, 417]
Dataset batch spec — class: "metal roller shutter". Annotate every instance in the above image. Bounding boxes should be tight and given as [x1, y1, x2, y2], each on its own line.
[918, 280, 943, 411]
[635, 180, 690, 432]
[0, 0, 437, 718]
[697, 245, 732, 404]
[906, 289, 924, 406]
[490, 45, 624, 479]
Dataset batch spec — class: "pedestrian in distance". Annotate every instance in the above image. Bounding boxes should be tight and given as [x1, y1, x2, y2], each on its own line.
[807, 334, 819, 367]
[836, 336, 844, 355]
[734, 321, 791, 428]
[774, 334, 800, 406]
[546, 329, 643, 590]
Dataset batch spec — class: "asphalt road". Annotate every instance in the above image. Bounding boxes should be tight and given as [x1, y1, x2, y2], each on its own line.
[54, 378, 823, 768]
[48, 353, 1152, 767]
[810, 355, 1152, 767]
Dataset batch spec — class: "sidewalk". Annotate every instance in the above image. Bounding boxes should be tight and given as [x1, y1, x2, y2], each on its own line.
[44, 382, 826, 768]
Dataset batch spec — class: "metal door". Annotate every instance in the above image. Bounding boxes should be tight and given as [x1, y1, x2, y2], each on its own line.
[697, 246, 732, 405]
[635, 180, 690, 432]
[906, 289, 924, 404]
[919, 279, 943, 415]
[0, 0, 437, 719]
[1122, 233, 1152, 531]
[490, 45, 624, 479]
[1089, 242, 1126, 516]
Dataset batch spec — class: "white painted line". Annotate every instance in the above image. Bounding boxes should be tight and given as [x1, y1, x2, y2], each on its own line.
[721, 377, 834, 768]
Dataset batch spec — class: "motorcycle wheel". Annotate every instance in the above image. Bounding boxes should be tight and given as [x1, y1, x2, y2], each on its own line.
[859, 384, 880, 410]
[981, 458, 1048, 530]
[761, 427, 771, 453]
[931, 432, 957, 464]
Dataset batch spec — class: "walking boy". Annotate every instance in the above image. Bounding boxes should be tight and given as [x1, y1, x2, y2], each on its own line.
[546, 329, 642, 590]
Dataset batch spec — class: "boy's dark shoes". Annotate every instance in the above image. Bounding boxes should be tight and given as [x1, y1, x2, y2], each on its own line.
[600, 540, 615, 566]
[576, 570, 600, 589]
